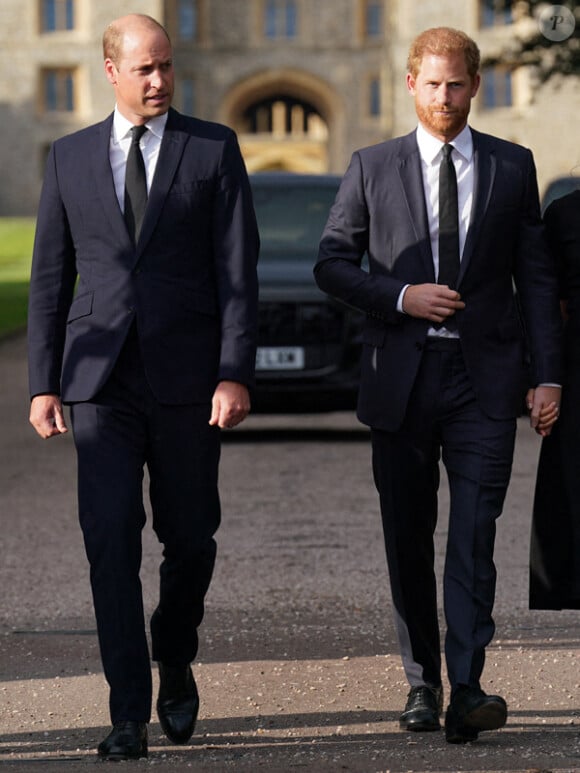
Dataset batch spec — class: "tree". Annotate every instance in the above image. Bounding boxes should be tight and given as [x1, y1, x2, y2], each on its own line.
[482, 1, 580, 82]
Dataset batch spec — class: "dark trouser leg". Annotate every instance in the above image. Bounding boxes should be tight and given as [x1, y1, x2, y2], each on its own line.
[372, 427, 442, 687]
[371, 341, 515, 692]
[441, 405, 515, 691]
[148, 402, 221, 665]
[70, 398, 152, 724]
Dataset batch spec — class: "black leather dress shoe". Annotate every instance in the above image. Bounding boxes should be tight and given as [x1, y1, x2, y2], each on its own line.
[399, 685, 443, 731]
[445, 686, 507, 744]
[157, 663, 199, 744]
[97, 721, 148, 760]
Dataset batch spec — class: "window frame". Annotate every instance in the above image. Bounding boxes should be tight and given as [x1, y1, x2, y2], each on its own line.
[480, 0, 513, 28]
[369, 76, 381, 117]
[365, 0, 383, 38]
[40, 0, 75, 33]
[263, 0, 298, 40]
[176, 0, 198, 41]
[41, 67, 76, 113]
[481, 65, 513, 109]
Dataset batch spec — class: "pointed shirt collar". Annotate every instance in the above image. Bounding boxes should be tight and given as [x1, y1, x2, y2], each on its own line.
[416, 122, 473, 165]
[112, 109, 168, 144]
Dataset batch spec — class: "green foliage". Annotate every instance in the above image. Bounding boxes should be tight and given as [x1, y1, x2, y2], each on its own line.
[0, 218, 35, 338]
[484, 4, 580, 82]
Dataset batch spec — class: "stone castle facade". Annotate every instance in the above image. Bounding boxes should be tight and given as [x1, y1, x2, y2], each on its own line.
[1, 0, 578, 214]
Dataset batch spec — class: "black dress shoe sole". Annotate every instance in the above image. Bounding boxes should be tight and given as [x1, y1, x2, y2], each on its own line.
[98, 748, 148, 761]
[462, 700, 507, 731]
[445, 723, 479, 744]
[445, 697, 507, 743]
[97, 725, 148, 760]
[399, 716, 441, 732]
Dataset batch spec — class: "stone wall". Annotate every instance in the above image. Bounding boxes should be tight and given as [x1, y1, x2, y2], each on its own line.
[1, 0, 578, 213]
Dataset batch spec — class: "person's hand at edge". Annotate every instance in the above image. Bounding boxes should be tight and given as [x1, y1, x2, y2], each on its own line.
[526, 385, 561, 437]
[209, 381, 251, 429]
[30, 394, 68, 439]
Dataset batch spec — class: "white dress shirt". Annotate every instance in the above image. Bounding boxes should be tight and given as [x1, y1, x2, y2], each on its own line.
[416, 122, 474, 277]
[397, 123, 474, 338]
[109, 109, 168, 213]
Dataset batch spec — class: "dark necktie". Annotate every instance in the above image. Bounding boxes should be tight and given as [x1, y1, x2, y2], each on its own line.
[438, 143, 460, 290]
[124, 125, 148, 243]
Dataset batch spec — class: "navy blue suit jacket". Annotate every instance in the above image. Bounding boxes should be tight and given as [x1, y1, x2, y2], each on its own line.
[315, 129, 562, 431]
[28, 108, 259, 405]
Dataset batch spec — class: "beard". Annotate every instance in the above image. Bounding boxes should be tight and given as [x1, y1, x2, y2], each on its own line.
[415, 101, 470, 140]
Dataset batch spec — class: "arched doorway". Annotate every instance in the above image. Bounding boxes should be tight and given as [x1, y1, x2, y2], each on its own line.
[219, 70, 342, 173]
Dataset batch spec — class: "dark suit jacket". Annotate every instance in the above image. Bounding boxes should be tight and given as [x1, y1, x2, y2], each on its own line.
[315, 129, 562, 431]
[28, 108, 259, 405]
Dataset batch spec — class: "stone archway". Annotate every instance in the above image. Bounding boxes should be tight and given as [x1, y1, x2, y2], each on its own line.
[218, 69, 343, 173]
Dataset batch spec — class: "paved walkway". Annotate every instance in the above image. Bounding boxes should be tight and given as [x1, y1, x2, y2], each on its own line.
[1, 332, 580, 772]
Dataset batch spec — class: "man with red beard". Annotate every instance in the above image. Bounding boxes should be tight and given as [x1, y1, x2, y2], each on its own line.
[315, 27, 562, 743]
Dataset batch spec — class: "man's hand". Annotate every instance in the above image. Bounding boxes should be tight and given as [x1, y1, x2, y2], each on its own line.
[29, 394, 68, 439]
[526, 386, 561, 437]
[209, 381, 251, 429]
[402, 283, 465, 322]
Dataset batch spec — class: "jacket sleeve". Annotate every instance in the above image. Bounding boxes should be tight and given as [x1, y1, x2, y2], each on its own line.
[314, 151, 406, 325]
[212, 130, 260, 387]
[27, 142, 78, 398]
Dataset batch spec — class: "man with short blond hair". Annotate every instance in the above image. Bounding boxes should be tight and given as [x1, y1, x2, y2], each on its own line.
[28, 13, 259, 760]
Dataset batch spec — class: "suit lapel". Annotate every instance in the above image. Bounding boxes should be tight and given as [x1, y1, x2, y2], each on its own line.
[459, 130, 496, 283]
[90, 114, 132, 250]
[136, 108, 188, 255]
[396, 133, 436, 281]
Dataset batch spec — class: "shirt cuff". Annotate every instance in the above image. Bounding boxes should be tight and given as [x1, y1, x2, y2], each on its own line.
[397, 284, 411, 313]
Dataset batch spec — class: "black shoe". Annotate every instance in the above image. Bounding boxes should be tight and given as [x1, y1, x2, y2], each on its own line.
[157, 663, 200, 744]
[97, 721, 148, 760]
[445, 686, 507, 744]
[399, 685, 443, 731]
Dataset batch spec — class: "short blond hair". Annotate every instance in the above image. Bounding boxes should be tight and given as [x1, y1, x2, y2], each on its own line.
[407, 27, 480, 79]
[103, 14, 171, 67]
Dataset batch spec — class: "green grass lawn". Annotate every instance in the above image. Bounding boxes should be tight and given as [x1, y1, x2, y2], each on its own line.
[0, 218, 35, 338]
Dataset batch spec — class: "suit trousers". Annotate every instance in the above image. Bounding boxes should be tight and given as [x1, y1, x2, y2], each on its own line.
[69, 326, 221, 723]
[371, 339, 516, 691]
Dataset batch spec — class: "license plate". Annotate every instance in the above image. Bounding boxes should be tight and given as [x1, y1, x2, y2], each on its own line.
[256, 346, 305, 371]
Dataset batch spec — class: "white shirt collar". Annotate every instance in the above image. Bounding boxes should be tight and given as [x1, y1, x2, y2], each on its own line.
[112, 108, 169, 143]
[416, 123, 473, 165]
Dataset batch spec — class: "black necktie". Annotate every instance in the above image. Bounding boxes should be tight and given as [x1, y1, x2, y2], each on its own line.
[124, 125, 148, 243]
[438, 143, 460, 290]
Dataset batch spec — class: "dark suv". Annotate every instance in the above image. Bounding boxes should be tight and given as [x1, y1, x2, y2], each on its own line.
[250, 173, 363, 413]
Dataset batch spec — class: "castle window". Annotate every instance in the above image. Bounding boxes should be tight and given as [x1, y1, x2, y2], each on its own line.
[179, 78, 196, 116]
[482, 66, 512, 108]
[41, 0, 74, 32]
[41, 67, 76, 112]
[177, 0, 197, 40]
[264, 0, 297, 39]
[369, 77, 381, 116]
[480, 0, 513, 27]
[366, 1, 383, 38]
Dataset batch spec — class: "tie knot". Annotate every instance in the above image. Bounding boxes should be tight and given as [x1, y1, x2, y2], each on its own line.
[442, 143, 453, 161]
[130, 125, 147, 143]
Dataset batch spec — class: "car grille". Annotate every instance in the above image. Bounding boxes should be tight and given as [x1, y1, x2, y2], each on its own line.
[258, 301, 345, 345]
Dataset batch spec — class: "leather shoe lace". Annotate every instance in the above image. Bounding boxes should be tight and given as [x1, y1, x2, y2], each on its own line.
[399, 685, 443, 731]
[157, 663, 199, 744]
[97, 720, 147, 760]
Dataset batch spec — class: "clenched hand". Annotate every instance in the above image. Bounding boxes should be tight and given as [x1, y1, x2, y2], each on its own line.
[402, 283, 465, 323]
